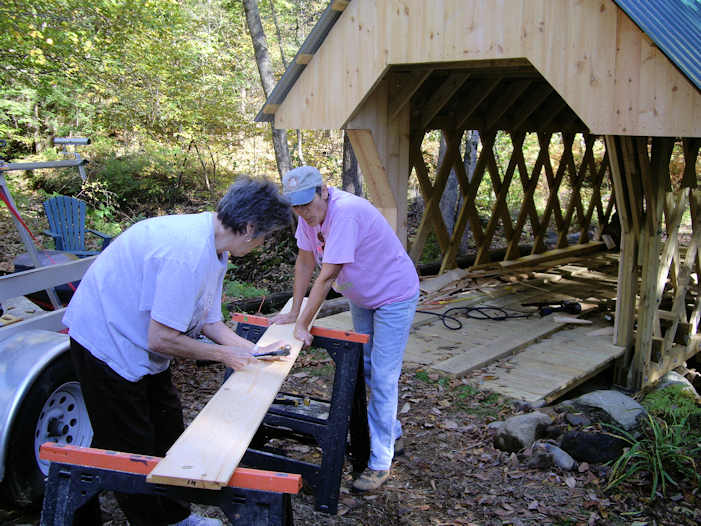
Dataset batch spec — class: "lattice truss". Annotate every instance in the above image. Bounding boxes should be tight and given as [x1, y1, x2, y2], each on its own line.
[607, 137, 701, 388]
[408, 130, 616, 273]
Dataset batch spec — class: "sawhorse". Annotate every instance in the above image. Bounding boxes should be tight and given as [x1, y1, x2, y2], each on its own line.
[232, 314, 370, 515]
[38, 442, 301, 526]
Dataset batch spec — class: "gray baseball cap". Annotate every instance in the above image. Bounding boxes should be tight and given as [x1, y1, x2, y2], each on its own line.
[282, 166, 323, 206]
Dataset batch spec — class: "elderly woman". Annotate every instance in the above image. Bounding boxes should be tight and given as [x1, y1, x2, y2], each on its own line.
[63, 177, 291, 526]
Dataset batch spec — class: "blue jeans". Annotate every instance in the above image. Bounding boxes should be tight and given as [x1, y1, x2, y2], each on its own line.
[349, 292, 419, 470]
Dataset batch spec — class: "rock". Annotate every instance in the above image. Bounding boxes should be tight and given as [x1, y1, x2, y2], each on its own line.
[543, 423, 567, 440]
[559, 430, 627, 464]
[493, 412, 552, 452]
[570, 390, 646, 431]
[528, 441, 576, 471]
[565, 413, 591, 427]
[656, 371, 699, 399]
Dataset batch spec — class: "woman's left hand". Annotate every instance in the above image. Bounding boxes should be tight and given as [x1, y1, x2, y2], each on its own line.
[293, 323, 313, 347]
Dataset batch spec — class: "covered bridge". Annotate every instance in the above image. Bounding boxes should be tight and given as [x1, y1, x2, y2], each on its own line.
[256, 0, 701, 391]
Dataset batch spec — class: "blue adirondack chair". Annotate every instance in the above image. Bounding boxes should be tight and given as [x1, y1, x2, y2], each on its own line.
[42, 195, 113, 256]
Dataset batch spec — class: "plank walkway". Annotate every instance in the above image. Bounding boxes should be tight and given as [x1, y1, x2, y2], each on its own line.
[315, 252, 623, 402]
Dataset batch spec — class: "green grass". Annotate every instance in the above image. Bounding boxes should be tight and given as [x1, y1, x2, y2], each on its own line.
[605, 384, 701, 499]
[224, 280, 268, 299]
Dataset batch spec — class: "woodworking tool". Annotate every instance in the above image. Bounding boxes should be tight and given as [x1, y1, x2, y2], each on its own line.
[253, 344, 291, 358]
[521, 300, 582, 317]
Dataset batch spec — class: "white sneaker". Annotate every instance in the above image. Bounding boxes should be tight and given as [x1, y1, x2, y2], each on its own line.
[170, 513, 223, 526]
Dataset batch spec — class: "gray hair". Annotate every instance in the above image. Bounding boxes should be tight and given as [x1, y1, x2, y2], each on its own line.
[217, 176, 292, 237]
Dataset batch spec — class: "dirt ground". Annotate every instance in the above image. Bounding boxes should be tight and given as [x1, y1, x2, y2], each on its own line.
[2, 348, 699, 526]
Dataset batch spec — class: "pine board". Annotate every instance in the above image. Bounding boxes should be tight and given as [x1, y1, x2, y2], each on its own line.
[147, 298, 318, 489]
[479, 325, 625, 402]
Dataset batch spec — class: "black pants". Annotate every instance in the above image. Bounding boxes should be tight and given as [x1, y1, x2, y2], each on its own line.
[70, 338, 191, 526]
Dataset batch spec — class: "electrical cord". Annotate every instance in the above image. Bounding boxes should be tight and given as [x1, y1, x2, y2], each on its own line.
[416, 305, 534, 330]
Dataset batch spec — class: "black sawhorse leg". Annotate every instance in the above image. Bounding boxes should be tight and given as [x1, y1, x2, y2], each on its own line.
[233, 315, 371, 515]
[39, 443, 299, 526]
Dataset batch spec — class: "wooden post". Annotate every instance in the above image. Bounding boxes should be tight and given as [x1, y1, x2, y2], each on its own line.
[346, 77, 411, 245]
[606, 136, 637, 385]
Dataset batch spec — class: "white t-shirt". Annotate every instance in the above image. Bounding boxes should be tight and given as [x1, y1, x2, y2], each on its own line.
[63, 212, 228, 381]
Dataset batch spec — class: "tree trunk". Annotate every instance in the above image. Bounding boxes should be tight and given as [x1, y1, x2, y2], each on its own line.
[438, 130, 480, 256]
[342, 131, 363, 196]
[242, 0, 291, 180]
[439, 131, 461, 239]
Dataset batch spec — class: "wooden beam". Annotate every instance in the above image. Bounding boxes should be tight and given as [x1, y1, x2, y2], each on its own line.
[454, 77, 502, 131]
[346, 129, 398, 229]
[483, 80, 532, 131]
[409, 137, 451, 254]
[388, 69, 432, 121]
[147, 298, 319, 489]
[509, 85, 553, 132]
[506, 132, 551, 260]
[682, 138, 700, 188]
[475, 132, 524, 265]
[419, 72, 471, 131]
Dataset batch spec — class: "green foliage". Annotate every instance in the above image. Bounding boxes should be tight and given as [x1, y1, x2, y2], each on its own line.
[605, 413, 700, 499]
[605, 386, 701, 499]
[419, 232, 441, 264]
[224, 280, 268, 299]
[642, 383, 700, 423]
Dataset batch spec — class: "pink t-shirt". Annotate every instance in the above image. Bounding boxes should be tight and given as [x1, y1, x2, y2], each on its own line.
[296, 188, 419, 309]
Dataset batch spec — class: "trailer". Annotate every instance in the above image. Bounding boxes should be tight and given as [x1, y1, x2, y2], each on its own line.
[0, 139, 95, 506]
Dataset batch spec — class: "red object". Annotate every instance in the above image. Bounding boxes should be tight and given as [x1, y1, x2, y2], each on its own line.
[231, 312, 369, 344]
[39, 442, 302, 494]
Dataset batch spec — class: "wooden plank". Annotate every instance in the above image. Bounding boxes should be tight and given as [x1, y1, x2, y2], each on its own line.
[147, 298, 319, 489]
[419, 72, 471, 130]
[420, 268, 471, 294]
[346, 129, 398, 231]
[388, 69, 432, 121]
[431, 317, 562, 375]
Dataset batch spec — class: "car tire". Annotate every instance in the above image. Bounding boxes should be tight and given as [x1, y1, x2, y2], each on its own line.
[0, 353, 92, 507]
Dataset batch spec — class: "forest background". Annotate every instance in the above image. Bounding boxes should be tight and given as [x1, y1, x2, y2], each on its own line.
[0, 0, 364, 229]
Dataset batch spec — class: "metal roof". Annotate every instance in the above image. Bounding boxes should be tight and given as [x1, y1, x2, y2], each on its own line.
[254, 1, 348, 123]
[613, 0, 701, 91]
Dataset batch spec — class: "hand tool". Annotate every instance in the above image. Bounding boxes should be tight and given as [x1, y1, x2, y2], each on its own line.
[521, 300, 582, 317]
[253, 344, 291, 358]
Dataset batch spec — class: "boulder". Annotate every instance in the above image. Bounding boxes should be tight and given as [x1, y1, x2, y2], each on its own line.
[493, 411, 552, 452]
[559, 430, 627, 464]
[567, 390, 646, 431]
[656, 371, 700, 399]
[527, 441, 576, 471]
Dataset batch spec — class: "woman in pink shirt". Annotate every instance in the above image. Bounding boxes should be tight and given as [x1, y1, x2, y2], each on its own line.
[272, 166, 419, 492]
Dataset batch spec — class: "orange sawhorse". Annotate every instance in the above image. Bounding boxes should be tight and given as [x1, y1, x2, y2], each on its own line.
[232, 314, 371, 515]
[39, 442, 301, 526]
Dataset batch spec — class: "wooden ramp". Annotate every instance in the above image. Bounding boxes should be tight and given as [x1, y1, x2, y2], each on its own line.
[315, 252, 624, 402]
[475, 325, 625, 403]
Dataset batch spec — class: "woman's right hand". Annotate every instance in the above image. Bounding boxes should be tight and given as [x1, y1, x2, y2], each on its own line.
[222, 347, 254, 370]
[269, 311, 299, 325]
